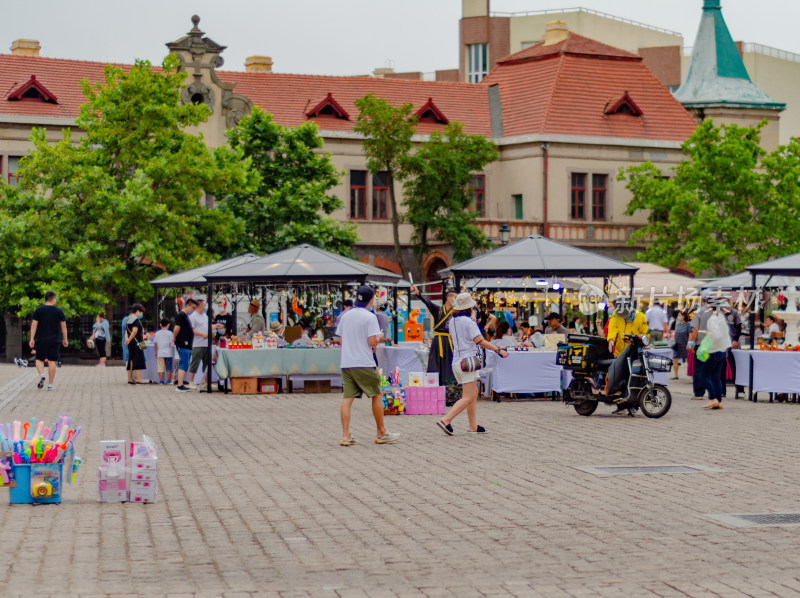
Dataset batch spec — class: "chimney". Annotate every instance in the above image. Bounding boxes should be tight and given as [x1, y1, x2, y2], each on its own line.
[244, 55, 273, 73]
[10, 39, 40, 57]
[543, 21, 568, 46]
[372, 67, 394, 78]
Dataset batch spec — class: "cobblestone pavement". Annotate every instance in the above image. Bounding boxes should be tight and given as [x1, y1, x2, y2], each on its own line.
[2, 362, 800, 597]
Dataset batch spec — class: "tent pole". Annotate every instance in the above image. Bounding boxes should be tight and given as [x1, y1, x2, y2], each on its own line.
[207, 283, 213, 394]
[559, 288, 563, 316]
[749, 271, 756, 401]
[392, 286, 398, 343]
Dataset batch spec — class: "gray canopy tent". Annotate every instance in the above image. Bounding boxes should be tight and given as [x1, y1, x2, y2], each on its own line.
[151, 244, 401, 394]
[701, 271, 791, 291]
[742, 253, 800, 401]
[444, 236, 638, 316]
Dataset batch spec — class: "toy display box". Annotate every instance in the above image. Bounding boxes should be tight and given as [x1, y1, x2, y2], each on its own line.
[11, 462, 64, 505]
[382, 387, 406, 415]
[404, 386, 446, 415]
[97, 436, 158, 504]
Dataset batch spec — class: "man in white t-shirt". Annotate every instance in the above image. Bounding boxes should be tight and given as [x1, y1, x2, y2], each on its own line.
[645, 300, 668, 342]
[335, 286, 400, 447]
[188, 300, 210, 389]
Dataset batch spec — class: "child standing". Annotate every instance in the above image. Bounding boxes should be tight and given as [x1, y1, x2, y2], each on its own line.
[153, 318, 175, 385]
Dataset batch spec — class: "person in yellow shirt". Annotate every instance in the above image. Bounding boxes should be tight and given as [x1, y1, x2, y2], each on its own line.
[606, 297, 649, 357]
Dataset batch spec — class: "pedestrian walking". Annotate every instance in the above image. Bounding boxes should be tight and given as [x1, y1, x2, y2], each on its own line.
[720, 299, 742, 398]
[645, 300, 668, 342]
[88, 312, 110, 367]
[671, 310, 691, 379]
[688, 290, 714, 400]
[29, 291, 68, 390]
[702, 298, 732, 410]
[125, 304, 147, 384]
[153, 318, 175, 385]
[336, 286, 399, 446]
[436, 293, 508, 435]
[188, 300, 210, 390]
[120, 306, 132, 364]
[173, 298, 197, 392]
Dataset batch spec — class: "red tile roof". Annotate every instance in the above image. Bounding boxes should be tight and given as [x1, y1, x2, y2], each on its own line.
[214, 71, 490, 136]
[0, 38, 696, 144]
[0, 54, 124, 119]
[483, 33, 698, 141]
[497, 33, 639, 65]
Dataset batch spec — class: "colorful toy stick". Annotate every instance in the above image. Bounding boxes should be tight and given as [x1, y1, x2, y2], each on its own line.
[70, 427, 82, 447]
[12, 421, 21, 442]
[71, 457, 81, 483]
[32, 421, 44, 441]
[26, 418, 35, 440]
[22, 422, 29, 442]
[59, 430, 74, 451]
[55, 416, 70, 445]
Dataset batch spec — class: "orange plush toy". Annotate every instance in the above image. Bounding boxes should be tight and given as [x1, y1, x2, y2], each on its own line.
[404, 308, 423, 341]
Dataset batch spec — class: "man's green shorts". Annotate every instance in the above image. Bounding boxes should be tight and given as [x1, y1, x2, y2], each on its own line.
[342, 367, 381, 399]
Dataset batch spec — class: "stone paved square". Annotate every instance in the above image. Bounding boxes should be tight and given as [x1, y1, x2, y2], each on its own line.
[1, 363, 800, 597]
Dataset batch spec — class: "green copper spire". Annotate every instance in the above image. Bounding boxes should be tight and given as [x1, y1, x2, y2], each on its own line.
[674, 1, 784, 110]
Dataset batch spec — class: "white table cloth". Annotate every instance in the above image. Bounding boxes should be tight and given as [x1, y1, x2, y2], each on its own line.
[482, 347, 672, 395]
[732, 350, 800, 394]
[483, 350, 563, 394]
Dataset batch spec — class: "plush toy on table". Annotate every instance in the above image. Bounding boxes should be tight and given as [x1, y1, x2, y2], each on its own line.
[404, 308, 423, 342]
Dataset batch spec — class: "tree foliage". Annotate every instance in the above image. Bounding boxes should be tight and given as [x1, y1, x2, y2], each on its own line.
[618, 119, 800, 276]
[354, 94, 417, 276]
[403, 122, 498, 268]
[0, 55, 254, 315]
[222, 108, 357, 256]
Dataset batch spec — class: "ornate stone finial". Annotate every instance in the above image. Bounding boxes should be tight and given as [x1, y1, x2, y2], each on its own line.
[191, 15, 201, 30]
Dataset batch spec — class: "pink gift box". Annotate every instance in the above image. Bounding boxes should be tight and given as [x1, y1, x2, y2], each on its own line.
[404, 386, 445, 415]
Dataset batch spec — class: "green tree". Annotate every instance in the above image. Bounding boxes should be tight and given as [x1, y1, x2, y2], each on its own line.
[0, 54, 254, 315]
[618, 119, 800, 276]
[354, 94, 417, 276]
[222, 108, 357, 256]
[403, 122, 498, 269]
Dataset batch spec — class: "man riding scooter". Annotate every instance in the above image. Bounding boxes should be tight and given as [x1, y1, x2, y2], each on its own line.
[607, 296, 649, 357]
[606, 296, 649, 414]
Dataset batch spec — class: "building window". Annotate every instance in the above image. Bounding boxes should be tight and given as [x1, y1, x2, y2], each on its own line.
[349, 170, 367, 220]
[372, 172, 389, 220]
[513, 194, 523, 220]
[7, 156, 20, 187]
[470, 175, 486, 217]
[570, 173, 586, 220]
[591, 175, 607, 221]
[467, 43, 488, 83]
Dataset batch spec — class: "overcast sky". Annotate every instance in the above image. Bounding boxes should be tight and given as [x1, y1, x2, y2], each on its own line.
[1, 1, 797, 76]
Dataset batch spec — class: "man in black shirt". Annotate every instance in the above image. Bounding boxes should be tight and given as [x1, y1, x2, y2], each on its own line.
[213, 303, 235, 338]
[29, 291, 67, 390]
[173, 298, 198, 392]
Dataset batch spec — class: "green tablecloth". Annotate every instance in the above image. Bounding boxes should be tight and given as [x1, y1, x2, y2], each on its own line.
[215, 348, 342, 379]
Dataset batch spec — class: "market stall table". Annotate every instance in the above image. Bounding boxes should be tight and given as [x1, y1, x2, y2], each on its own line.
[215, 347, 342, 393]
[732, 349, 800, 397]
[481, 346, 672, 397]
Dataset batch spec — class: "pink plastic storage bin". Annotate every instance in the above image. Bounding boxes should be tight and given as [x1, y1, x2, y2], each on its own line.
[404, 386, 445, 415]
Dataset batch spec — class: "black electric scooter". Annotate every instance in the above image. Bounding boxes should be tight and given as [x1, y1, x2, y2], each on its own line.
[557, 333, 673, 418]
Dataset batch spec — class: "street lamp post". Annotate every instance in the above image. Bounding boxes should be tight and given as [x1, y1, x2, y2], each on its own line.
[499, 222, 510, 246]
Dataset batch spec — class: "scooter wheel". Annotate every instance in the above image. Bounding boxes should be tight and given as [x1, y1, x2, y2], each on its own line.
[573, 400, 598, 416]
[638, 384, 672, 418]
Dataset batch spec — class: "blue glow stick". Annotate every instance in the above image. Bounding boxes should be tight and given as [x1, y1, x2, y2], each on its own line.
[26, 417, 35, 441]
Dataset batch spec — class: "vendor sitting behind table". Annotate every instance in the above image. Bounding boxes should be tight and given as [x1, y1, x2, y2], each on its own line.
[269, 320, 288, 347]
[544, 313, 568, 335]
[245, 299, 265, 340]
[516, 321, 532, 342]
[292, 326, 315, 347]
[493, 321, 519, 349]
